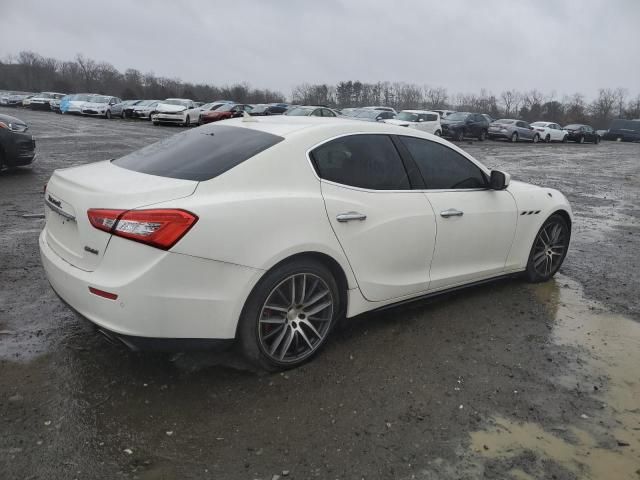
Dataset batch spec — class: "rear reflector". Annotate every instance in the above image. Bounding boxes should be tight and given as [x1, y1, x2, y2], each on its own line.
[89, 287, 118, 300]
[87, 208, 198, 250]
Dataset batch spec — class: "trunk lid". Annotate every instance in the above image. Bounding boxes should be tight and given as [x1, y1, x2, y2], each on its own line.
[44, 160, 197, 271]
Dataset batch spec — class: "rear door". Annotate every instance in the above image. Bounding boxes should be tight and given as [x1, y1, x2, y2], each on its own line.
[312, 133, 436, 302]
[397, 136, 517, 289]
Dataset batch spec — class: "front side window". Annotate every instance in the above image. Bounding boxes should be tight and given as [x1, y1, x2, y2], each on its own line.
[311, 134, 410, 190]
[399, 136, 487, 190]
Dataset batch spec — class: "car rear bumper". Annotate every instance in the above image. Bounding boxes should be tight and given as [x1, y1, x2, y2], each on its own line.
[40, 229, 263, 345]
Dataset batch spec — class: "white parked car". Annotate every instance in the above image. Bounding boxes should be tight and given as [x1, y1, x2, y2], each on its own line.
[530, 122, 569, 143]
[152, 98, 201, 126]
[81, 95, 123, 119]
[29, 92, 66, 111]
[385, 110, 442, 136]
[40, 117, 572, 370]
[64, 94, 98, 115]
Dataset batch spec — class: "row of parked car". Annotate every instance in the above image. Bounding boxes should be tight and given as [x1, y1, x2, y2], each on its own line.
[3, 90, 639, 143]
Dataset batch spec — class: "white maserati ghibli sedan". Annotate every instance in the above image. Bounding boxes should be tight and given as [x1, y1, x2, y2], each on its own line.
[40, 116, 572, 370]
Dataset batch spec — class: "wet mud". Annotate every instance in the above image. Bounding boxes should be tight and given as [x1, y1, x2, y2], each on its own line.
[1, 108, 639, 479]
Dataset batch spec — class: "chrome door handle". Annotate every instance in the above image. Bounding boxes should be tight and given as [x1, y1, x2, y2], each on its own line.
[336, 211, 367, 222]
[440, 208, 463, 218]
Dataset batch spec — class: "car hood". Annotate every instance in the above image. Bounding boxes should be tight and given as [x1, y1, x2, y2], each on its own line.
[157, 104, 187, 113]
[0, 113, 28, 127]
[83, 102, 108, 108]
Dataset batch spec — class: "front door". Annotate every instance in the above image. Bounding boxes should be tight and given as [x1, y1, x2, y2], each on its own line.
[396, 135, 518, 290]
[311, 133, 436, 302]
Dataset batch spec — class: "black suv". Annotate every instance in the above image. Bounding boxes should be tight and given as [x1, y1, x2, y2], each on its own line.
[603, 119, 640, 142]
[441, 112, 490, 141]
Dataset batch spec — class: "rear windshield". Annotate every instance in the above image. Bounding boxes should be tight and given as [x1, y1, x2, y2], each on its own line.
[113, 125, 284, 181]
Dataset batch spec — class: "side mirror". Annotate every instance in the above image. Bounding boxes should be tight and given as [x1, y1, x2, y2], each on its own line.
[489, 170, 510, 190]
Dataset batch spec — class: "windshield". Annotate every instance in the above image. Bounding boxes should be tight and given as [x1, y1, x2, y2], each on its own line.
[164, 99, 191, 107]
[355, 110, 380, 119]
[216, 103, 238, 112]
[286, 107, 314, 116]
[446, 112, 470, 121]
[74, 94, 93, 102]
[397, 112, 419, 122]
[91, 96, 110, 104]
[250, 104, 269, 113]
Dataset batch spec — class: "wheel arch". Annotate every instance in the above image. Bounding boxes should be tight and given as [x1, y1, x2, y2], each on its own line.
[549, 208, 572, 231]
[235, 250, 351, 338]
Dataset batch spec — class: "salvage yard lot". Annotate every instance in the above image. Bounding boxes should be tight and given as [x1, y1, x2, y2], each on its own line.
[1, 108, 639, 479]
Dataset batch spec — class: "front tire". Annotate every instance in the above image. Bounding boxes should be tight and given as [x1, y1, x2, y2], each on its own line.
[511, 132, 519, 143]
[184, 115, 191, 127]
[478, 130, 487, 141]
[455, 129, 465, 142]
[594, 136, 600, 144]
[105, 110, 112, 120]
[238, 259, 341, 371]
[545, 134, 551, 143]
[525, 214, 570, 283]
[532, 134, 540, 143]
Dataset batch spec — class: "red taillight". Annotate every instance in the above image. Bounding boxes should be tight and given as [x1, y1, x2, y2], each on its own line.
[87, 208, 198, 250]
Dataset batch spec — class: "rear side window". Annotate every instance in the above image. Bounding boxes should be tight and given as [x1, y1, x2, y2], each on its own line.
[399, 136, 487, 189]
[113, 125, 283, 181]
[311, 134, 410, 190]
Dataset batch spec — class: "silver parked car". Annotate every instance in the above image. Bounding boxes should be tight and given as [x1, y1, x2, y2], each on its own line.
[488, 119, 541, 143]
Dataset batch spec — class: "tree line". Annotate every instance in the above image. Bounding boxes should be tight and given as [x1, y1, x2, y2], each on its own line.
[0, 51, 286, 105]
[292, 82, 639, 129]
[1, 51, 639, 128]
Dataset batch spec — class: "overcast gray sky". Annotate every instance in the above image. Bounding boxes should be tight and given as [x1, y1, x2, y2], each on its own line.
[1, 0, 639, 99]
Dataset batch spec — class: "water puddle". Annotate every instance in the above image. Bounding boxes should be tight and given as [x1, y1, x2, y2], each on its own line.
[469, 276, 640, 479]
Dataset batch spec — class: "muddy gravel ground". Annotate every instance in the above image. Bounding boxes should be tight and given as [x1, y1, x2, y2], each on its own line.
[1, 108, 639, 480]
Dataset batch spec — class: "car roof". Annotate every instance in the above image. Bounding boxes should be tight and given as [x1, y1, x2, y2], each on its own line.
[401, 110, 438, 114]
[217, 115, 440, 140]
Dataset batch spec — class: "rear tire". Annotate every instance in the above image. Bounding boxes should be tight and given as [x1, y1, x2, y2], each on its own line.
[455, 129, 465, 141]
[184, 115, 191, 127]
[578, 135, 585, 144]
[562, 135, 568, 143]
[238, 258, 341, 371]
[105, 110, 112, 120]
[478, 130, 486, 141]
[525, 214, 570, 283]
[594, 136, 600, 144]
